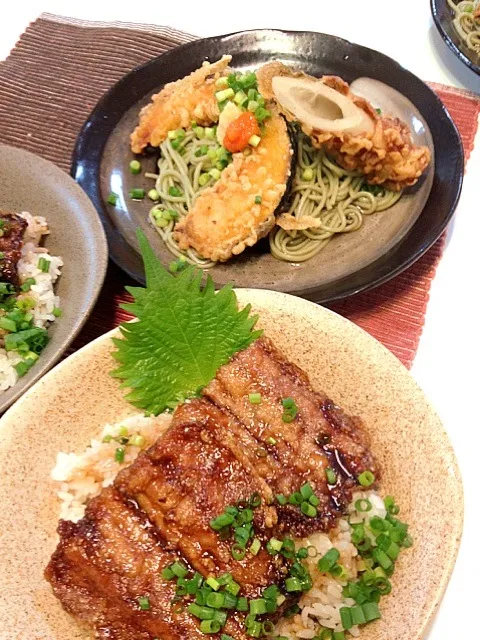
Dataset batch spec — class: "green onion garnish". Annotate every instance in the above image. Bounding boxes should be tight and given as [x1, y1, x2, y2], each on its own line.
[326, 467, 337, 485]
[266, 437, 277, 445]
[168, 186, 182, 197]
[148, 188, 160, 201]
[52, 307, 62, 318]
[358, 470, 375, 487]
[129, 159, 141, 174]
[249, 598, 267, 615]
[317, 548, 340, 573]
[302, 168, 314, 181]
[355, 498, 372, 512]
[38, 257, 51, 273]
[249, 538, 261, 556]
[137, 596, 150, 610]
[362, 601, 381, 622]
[285, 577, 302, 592]
[254, 196, 262, 204]
[248, 393, 262, 404]
[129, 188, 145, 200]
[206, 592, 225, 608]
[210, 512, 235, 530]
[0, 317, 16, 332]
[215, 88, 235, 102]
[276, 494, 287, 505]
[231, 543, 246, 560]
[200, 619, 221, 634]
[281, 397, 298, 423]
[340, 606, 353, 630]
[107, 192, 118, 206]
[206, 576, 220, 591]
[20, 278, 35, 292]
[301, 501, 317, 517]
[114, 447, 125, 463]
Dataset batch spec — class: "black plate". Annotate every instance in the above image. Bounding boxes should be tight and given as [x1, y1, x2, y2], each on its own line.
[71, 29, 463, 304]
[431, 0, 480, 76]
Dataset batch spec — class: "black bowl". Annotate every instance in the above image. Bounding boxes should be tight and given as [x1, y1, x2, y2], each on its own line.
[431, 0, 480, 76]
[72, 29, 463, 304]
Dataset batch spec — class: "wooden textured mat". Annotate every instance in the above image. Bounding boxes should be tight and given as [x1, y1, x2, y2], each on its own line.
[0, 14, 479, 368]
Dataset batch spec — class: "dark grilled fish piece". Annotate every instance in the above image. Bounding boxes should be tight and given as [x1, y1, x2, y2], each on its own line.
[0, 211, 27, 287]
[45, 487, 246, 639]
[115, 399, 286, 597]
[204, 337, 379, 537]
[45, 337, 378, 638]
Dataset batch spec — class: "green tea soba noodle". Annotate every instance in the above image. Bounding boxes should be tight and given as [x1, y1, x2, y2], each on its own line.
[269, 134, 402, 262]
[447, 0, 480, 53]
[148, 130, 402, 267]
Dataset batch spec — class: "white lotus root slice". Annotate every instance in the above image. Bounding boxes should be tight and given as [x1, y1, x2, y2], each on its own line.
[257, 62, 431, 191]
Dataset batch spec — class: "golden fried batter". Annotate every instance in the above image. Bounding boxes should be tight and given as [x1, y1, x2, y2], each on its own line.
[130, 56, 231, 153]
[257, 62, 431, 191]
[174, 111, 292, 262]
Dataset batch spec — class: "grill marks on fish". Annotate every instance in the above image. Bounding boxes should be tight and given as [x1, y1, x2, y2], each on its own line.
[0, 211, 27, 286]
[203, 337, 378, 536]
[46, 337, 378, 638]
[115, 399, 285, 596]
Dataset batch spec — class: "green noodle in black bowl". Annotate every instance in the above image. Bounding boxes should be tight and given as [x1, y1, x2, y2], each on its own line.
[72, 29, 463, 304]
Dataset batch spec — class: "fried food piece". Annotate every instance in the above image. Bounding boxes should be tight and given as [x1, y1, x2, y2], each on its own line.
[257, 62, 431, 191]
[174, 111, 293, 261]
[204, 337, 379, 537]
[130, 56, 232, 153]
[0, 211, 27, 286]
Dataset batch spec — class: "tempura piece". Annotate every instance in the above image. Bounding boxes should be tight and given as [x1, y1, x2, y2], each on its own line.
[130, 56, 232, 153]
[174, 111, 292, 261]
[257, 62, 431, 191]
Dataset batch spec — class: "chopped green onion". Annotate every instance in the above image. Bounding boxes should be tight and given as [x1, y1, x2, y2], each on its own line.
[339, 606, 353, 630]
[249, 598, 267, 615]
[248, 134, 261, 147]
[200, 619, 221, 634]
[248, 393, 262, 404]
[206, 592, 225, 608]
[37, 257, 51, 273]
[234, 90, 248, 106]
[288, 492, 303, 505]
[268, 537, 283, 552]
[281, 397, 298, 423]
[20, 278, 36, 292]
[376, 108, 382, 115]
[171, 561, 188, 578]
[355, 498, 372, 512]
[317, 548, 340, 573]
[129, 188, 145, 200]
[276, 494, 287, 505]
[254, 106, 271, 122]
[302, 168, 314, 181]
[362, 601, 381, 622]
[52, 307, 62, 318]
[231, 543, 246, 560]
[319, 630, 333, 640]
[168, 186, 182, 197]
[206, 576, 220, 591]
[114, 447, 125, 463]
[296, 547, 309, 559]
[161, 565, 175, 580]
[333, 633, 345, 640]
[107, 192, 118, 205]
[325, 467, 337, 485]
[249, 538, 261, 556]
[137, 596, 150, 610]
[129, 159, 141, 174]
[372, 548, 392, 570]
[309, 494, 320, 507]
[266, 436, 277, 445]
[285, 577, 302, 592]
[283, 604, 301, 618]
[247, 100, 259, 113]
[301, 501, 317, 517]
[215, 88, 235, 102]
[300, 482, 314, 499]
[330, 563, 348, 581]
[236, 596, 248, 611]
[148, 189, 160, 201]
[188, 603, 214, 619]
[210, 512, 235, 530]
[198, 173, 211, 187]
[0, 317, 16, 332]
[215, 77, 229, 89]
[209, 168, 221, 181]
[358, 470, 375, 487]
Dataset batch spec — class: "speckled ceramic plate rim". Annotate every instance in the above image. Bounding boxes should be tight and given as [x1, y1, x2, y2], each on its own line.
[431, 0, 480, 76]
[0, 290, 463, 639]
[0, 145, 108, 413]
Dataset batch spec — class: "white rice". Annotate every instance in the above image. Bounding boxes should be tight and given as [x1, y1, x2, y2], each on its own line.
[0, 212, 63, 392]
[51, 417, 387, 638]
[51, 413, 173, 522]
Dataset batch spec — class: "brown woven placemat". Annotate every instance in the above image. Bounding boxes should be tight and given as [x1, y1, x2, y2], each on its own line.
[1, 14, 479, 368]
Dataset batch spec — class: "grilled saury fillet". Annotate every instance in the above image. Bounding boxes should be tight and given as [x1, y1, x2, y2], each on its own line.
[45, 337, 378, 639]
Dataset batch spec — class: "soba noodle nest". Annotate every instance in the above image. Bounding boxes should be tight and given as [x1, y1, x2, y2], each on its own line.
[448, 0, 480, 54]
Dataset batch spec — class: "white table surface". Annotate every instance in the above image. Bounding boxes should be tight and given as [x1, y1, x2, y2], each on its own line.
[1, 1, 479, 638]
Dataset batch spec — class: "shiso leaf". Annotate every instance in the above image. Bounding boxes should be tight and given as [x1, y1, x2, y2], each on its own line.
[110, 230, 263, 415]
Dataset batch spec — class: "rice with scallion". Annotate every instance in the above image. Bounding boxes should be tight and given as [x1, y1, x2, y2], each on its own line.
[52, 413, 411, 639]
[0, 212, 63, 392]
